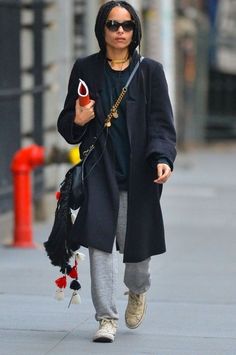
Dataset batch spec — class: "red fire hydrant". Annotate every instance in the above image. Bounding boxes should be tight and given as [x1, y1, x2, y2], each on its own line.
[11, 144, 45, 248]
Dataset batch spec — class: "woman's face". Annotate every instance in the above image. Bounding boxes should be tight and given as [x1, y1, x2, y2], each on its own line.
[104, 6, 134, 53]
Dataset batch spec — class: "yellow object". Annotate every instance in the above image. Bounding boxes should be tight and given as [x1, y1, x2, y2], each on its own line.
[68, 147, 81, 164]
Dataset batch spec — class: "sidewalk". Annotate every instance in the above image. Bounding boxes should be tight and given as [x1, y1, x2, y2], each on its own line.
[1, 144, 236, 355]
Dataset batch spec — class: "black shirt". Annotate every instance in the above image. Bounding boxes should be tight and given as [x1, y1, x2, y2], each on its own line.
[101, 62, 131, 190]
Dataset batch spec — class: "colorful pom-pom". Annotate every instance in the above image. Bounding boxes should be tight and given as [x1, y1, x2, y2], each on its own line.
[55, 275, 67, 289]
[55, 191, 61, 200]
[71, 291, 81, 304]
[55, 288, 64, 301]
[70, 279, 81, 290]
[68, 265, 78, 279]
[74, 251, 85, 262]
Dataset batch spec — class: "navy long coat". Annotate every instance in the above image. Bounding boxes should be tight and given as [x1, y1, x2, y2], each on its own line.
[57, 51, 176, 263]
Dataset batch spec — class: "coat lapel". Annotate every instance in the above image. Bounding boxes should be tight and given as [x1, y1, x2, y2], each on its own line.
[89, 52, 105, 95]
[88, 53, 107, 128]
[126, 57, 146, 147]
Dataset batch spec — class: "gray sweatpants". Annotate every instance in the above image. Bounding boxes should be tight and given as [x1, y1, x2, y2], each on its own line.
[89, 192, 151, 321]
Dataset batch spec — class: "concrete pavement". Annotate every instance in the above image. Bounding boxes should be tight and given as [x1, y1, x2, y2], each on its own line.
[1, 144, 236, 355]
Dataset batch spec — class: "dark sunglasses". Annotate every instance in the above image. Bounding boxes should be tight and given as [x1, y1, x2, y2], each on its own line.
[105, 20, 135, 32]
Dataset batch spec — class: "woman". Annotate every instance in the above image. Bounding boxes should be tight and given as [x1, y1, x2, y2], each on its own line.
[58, 0, 176, 343]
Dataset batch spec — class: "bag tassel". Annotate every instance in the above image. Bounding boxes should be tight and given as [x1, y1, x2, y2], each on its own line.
[69, 278, 81, 304]
[53, 252, 85, 305]
[68, 255, 82, 307]
[74, 250, 85, 262]
[54, 275, 67, 301]
[67, 262, 78, 279]
[68, 290, 81, 307]
[44, 174, 74, 268]
[68, 280, 81, 307]
[55, 288, 65, 301]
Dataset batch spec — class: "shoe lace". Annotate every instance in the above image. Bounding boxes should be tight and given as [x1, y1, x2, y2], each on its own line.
[100, 319, 117, 332]
[125, 291, 143, 309]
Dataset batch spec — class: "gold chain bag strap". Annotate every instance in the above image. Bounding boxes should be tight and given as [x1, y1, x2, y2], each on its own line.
[104, 56, 144, 128]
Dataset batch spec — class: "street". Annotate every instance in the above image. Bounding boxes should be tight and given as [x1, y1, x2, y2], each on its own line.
[1, 144, 236, 355]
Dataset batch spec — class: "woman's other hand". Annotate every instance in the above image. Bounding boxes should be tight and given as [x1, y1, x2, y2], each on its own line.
[154, 163, 172, 184]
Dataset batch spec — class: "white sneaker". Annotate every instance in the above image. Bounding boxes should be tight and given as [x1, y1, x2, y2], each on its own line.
[125, 291, 146, 329]
[93, 319, 117, 343]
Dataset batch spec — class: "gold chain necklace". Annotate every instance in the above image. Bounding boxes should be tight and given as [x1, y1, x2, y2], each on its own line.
[107, 57, 129, 64]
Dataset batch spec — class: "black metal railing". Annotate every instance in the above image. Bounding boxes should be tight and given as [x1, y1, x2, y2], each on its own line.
[0, 0, 54, 213]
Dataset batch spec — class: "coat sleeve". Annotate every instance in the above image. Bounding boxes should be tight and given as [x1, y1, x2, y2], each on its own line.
[146, 63, 177, 169]
[57, 59, 87, 144]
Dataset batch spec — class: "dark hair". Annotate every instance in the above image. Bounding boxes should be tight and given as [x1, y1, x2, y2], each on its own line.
[95, 1, 142, 55]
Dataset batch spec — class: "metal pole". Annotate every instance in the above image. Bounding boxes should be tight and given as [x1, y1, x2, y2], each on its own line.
[159, 0, 176, 112]
[0, 2, 21, 213]
[33, 0, 43, 146]
[144, 0, 176, 113]
[57, 0, 74, 102]
[32, 0, 44, 217]
[84, 0, 100, 54]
